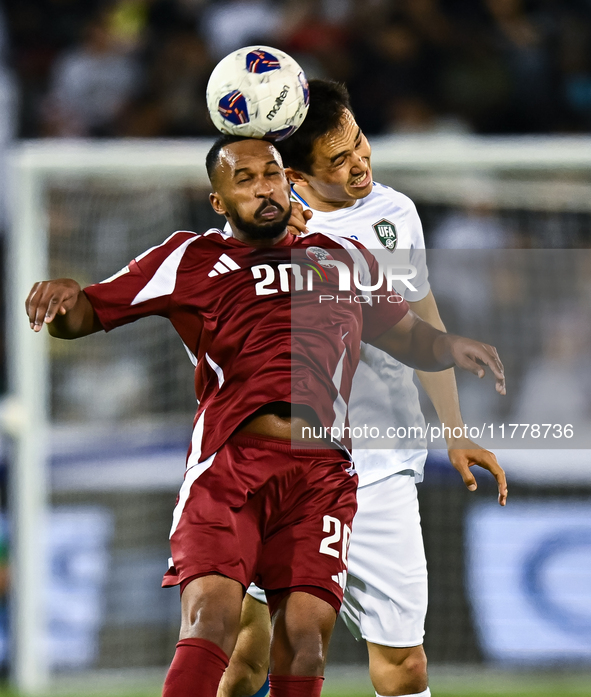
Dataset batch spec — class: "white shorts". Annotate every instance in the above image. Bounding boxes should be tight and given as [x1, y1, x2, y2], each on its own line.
[340, 471, 428, 647]
[246, 583, 267, 604]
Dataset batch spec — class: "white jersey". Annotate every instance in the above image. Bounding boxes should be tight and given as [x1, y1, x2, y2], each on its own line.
[292, 182, 430, 486]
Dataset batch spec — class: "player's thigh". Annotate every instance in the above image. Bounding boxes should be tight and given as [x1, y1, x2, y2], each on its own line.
[218, 593, 271, 697]
[341, 472, 427, 647]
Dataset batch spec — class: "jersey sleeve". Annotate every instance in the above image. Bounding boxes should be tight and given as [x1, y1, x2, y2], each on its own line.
[404, 198, 430, 302]
[83, 231, 199, 332]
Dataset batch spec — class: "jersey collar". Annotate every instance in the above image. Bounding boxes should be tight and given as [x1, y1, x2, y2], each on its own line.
[290, 185, 366, 215]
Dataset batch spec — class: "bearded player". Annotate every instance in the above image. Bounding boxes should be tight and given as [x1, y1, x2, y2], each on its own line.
[27, 137, 506, 697]
[221, 83, 509, 697]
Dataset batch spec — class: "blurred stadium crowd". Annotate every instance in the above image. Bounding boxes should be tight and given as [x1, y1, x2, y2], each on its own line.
[3, 0, 591, 139]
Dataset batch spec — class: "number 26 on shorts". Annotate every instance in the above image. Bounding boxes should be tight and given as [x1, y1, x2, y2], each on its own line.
[319, 514, 352, 564]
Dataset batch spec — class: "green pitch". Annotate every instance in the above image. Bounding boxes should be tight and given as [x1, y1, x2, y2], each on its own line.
[0, 669, 590, 697]
[0, 689, 589, 697]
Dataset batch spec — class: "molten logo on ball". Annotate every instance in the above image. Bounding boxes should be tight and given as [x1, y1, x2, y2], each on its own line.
[267, 85, 290, 121]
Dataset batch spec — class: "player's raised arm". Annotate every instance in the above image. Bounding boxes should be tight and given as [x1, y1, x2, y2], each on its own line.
[26, 278, 102, 339]
[371, 311, 506, 396]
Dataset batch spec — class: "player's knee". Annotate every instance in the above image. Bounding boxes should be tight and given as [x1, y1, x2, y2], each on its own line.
[270, 591, 334, 675]
[180, 610, 233, 641]
[291, 642, 326, 675]
[235, 650, 269, 684]
[218, 655, 268, 697]
[179, 580, 242, 648]
[400, 650, 427, 685]
[288, 625, 329, 674]
[244, 664, 269, 695]
[271, 635, 325, 676]
[370, 645, 428, 695]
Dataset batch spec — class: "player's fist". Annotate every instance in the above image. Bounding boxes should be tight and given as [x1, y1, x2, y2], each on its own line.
[26, 278, 82, 332]
[286, 201, 312, 236]
[441, 335, 506, 395]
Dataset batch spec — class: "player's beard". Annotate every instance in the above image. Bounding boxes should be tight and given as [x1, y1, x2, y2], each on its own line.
[230, 199, 292, 240]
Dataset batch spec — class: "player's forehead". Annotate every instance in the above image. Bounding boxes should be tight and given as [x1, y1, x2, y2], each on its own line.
[218, 139, 283, 177]
[311, 110, 361, 166]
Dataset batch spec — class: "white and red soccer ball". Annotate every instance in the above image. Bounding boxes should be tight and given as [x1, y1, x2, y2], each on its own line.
[206, 45, 310, 141]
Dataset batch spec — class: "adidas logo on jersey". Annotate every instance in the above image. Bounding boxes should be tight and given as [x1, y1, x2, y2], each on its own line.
[208, 253, 241, 277]
[331, 571, 347, 590]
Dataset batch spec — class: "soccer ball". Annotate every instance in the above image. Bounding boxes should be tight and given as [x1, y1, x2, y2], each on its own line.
[206, 46, 310, 141]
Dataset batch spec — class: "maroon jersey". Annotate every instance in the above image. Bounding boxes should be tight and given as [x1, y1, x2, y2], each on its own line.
[84, 229, 409, 465]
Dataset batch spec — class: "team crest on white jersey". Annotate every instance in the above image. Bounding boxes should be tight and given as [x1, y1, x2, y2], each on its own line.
[208, 253, 241, 277]
[372, 219, 398, 251]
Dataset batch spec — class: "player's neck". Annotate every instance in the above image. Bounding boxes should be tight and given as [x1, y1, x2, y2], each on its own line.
[293, 184, 357, 213]
[232, 227, 289, 247]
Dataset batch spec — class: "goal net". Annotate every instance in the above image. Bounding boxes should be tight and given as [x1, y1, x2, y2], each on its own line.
[6, 136, 591, 693]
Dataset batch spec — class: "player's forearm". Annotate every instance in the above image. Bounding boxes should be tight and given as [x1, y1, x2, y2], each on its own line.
[409, 290, 465, 429]
[407, 321, 458, 372]
[26, 278, 102, 339]
[47, 291, 100, 339]
[416, 368, 464, 431]
[372, 314, 455, 372]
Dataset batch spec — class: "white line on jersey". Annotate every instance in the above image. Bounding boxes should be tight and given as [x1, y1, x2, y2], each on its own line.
[331, 571, 348, 590]
[131, 235, 200, 306]
[205, 352, 225, 388]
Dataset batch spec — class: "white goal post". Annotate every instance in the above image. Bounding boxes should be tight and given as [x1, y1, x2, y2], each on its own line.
[5, 135, 591, 694]
[7, 140, 213, 694]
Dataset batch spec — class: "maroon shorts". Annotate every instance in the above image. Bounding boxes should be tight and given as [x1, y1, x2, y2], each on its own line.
[162, 432, 358, 612]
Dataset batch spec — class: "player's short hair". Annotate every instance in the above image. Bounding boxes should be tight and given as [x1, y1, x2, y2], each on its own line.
[206, 135, 251, 185]
[205, 134, 283, 187]
[276, 79, 353, 175]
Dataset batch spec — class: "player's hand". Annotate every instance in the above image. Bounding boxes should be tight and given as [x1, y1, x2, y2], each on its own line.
[443, 336, 506, 395]
[26, 279, 82, 331]
[286, 201, 312, 236]
[447, 436, 508, 506]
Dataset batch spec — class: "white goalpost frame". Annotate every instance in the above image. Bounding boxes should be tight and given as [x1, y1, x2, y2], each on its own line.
[7, 150, 50, 696]
[6, 140, 213, 695]
[5, 135, 591, 694]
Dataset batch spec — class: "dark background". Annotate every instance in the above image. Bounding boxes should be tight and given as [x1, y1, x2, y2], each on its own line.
[5, 0, 591, 139]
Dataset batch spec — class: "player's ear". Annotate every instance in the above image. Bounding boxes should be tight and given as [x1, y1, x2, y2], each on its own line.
[209, 192, 227, 216]
[285, 167, 310, 188]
